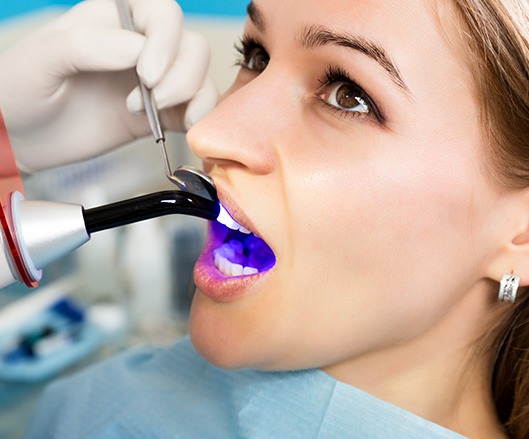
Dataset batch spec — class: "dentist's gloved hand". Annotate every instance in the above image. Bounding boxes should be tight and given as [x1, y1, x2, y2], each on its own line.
[0, 0, 218, 172]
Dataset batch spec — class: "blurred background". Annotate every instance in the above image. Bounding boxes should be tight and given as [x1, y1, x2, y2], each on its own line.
[0, 2, 246, 437]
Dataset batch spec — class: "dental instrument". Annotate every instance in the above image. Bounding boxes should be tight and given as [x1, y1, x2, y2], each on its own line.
[0, 111, 218, 291]
[115, 0, 187, 189]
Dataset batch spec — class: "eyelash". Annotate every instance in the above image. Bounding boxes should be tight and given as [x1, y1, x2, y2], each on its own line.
[317, 66, 384, 123]
[234, 36, 384, 124]
[234, 36, 269, 71]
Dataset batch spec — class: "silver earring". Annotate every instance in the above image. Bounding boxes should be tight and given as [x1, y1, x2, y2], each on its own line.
[498, 274, 520, 304]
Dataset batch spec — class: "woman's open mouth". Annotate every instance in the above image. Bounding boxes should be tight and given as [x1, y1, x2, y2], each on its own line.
[212, 204, 276, 277]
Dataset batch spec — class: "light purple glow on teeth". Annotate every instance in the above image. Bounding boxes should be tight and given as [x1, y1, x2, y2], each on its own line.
[213, 222, 276, 274]
[214, 240, 246, 265]
[244, 235, 276, 271]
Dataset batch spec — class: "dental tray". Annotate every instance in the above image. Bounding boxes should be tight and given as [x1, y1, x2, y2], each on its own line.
[0, 296, 125, 383]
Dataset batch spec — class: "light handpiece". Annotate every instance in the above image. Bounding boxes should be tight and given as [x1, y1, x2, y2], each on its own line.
[0, 113, 218, 290]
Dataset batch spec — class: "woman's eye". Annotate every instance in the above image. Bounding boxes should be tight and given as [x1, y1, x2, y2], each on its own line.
[245, 47, 269, 72]
[323, 83, 370, 114]
[316, 66, 383, 123]
[235, 37, 270, 74]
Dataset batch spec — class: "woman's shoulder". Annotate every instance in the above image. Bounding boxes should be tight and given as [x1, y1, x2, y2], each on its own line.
[24, 336, 326, 438]
[23, 337, 469, 439]
[23, 336, 233, 438]
[23, 336, 336, 438]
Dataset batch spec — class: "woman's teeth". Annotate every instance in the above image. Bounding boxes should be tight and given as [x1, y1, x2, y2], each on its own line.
[214, 250, 259, 276]
[217, 204, 252, 234]
[214, 204, 276, 277]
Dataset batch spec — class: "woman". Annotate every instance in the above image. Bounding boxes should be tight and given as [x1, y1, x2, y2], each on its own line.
[24, 0, 529, 438]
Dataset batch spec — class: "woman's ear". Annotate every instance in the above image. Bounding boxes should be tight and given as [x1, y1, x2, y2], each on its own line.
[485, 190, 529, 288]
[509, 230, 529, 286]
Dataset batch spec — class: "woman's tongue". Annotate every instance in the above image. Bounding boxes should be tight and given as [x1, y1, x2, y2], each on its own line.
[216, 240, 246, 265]
[214, 235, 276, 272]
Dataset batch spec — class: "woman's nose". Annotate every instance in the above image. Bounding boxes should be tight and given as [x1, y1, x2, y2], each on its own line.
[186, 76, 280, 175]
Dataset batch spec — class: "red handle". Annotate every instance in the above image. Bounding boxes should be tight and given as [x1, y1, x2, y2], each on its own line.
[0, 111, 38, 287]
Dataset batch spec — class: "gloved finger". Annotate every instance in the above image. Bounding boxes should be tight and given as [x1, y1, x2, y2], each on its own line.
[152, 31, 210, 109]
[46, 28, 145, 78]
[130, 0, 184, 88]
[126, 31, 210, 113]
[149, 77, 217, 134]
[183, 77, 219, 130]
[49, 0, 181, 83]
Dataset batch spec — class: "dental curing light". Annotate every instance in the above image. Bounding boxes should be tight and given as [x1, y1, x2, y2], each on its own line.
[0, 111, 219, 290]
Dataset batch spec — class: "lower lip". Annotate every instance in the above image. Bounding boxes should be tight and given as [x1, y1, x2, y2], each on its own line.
[193, 226, 267, 302]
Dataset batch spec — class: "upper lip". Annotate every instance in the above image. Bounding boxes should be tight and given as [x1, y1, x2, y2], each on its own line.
[215, 185, 261, 238]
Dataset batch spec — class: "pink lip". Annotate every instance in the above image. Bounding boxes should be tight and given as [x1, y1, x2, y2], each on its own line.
[194, 225, 266, 302]
[193, 188, 271, 302]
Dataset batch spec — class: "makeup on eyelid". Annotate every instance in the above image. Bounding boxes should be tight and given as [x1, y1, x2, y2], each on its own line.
[235, 36, 384, 123]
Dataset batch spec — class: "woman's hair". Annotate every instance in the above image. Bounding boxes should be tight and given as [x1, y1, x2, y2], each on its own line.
[449, 1, 529, 437]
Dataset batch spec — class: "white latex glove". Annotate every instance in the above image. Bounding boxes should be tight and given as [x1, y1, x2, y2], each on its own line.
[0, 0, 218, 172]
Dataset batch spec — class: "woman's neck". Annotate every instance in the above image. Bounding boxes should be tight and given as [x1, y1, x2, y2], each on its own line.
[323, 282, 509, 438]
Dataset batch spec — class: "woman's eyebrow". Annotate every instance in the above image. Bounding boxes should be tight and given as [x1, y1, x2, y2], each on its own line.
[247, 2, 265, 32]
[246, 2, 411, 97]
[300, 25, 411, 95]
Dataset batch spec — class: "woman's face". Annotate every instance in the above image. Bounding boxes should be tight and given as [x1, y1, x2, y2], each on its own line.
[186, 0, 506, 374]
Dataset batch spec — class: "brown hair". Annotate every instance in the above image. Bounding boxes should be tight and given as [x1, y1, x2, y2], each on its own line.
[449, 0, 529, 437]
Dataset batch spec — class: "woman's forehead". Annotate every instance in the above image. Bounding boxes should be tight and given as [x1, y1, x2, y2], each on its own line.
[243, 0, 463, 57]
[245, 0, 443, 28]
[243, 0, 471, 98]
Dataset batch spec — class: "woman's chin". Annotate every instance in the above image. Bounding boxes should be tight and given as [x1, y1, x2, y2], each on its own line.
[188, 293, 257, 369]
[189, 332, 240, 369]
